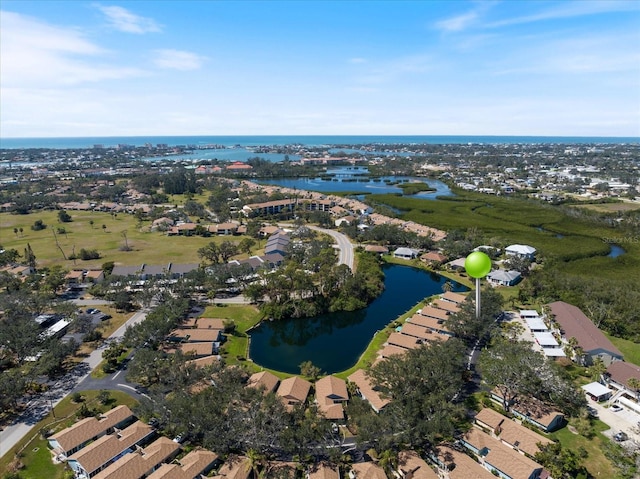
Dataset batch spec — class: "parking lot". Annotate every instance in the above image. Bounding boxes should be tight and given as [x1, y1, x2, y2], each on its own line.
[589, 397, 640, 449]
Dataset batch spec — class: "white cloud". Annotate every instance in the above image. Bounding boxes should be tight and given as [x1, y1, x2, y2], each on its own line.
[152, 49, 206, 70]
[0, 11, 145, 87]
[434, 1, 498, 32]
[487, 0, 640, 28]
[96, 4, 162, 34]
[349, 57, 367, 64]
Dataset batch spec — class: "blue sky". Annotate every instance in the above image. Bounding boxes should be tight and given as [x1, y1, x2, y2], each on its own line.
[1, 0, 639, 138]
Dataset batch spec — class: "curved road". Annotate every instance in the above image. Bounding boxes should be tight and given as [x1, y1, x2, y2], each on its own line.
[280, 224, 355, 270]
[0, 309, 148, 458]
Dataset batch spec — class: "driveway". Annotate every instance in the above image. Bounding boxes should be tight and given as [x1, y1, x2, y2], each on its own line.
[587, 397, 640, 448]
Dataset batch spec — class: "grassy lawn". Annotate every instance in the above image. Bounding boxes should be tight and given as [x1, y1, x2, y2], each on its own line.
[201, 304, 261, 369]
[0, 391, 138, 479]
[0, 210, 256, 269]
[550, 420, 616, 479]
[605, 333, 640, 366]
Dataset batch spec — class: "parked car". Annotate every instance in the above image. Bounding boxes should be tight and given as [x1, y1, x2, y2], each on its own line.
[611, 404, 623, 412]
[614, 431, 628, 442]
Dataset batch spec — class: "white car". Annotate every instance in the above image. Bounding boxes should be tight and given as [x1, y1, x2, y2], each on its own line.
[610, 404, 623, 412]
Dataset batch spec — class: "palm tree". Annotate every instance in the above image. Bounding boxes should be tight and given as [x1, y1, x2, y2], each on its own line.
[245, 448, 265, 478]
[377, 449, 398, 477]
[627, 377, 640, 401]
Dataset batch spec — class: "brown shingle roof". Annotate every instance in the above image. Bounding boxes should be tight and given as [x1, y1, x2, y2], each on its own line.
[549, 301, 622, 357]
[475, 408, 552, 457]
[68, 421, 154, 476]
[170, 328, 221, 342]
[247, 371, 280, 394]
[349, 462, 388, 479]
[441, 291, 467, 304]
[277, 376, 311, 405]
[307, 463, 340, 479]
[399, 322, 434, 340]
[212, 455, 251, 479]
[315, 375, 348, 420]
[92, 437, 180, 479]
[51, 405, 134, 454]
[195, 318, 225, 330]
[462, 429, 543, 479]
[379, 344, 408, 359]
[432, 298, 460, 314]
[607, 361, 640, 388]
[397, 451, 438, 479]
[419, 306, 450, 321]
[146, 448, 219, 479]
[435, 446, 495, 479]
[387, 332, 423, 350]
[347, 369, 390, 412]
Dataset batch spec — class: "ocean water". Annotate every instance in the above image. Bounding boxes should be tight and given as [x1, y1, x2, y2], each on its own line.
[1, 134, 638, 149]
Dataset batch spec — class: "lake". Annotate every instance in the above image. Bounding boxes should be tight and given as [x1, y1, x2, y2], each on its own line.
[257, 167, 453, 198]
[248, 264, 467, 374]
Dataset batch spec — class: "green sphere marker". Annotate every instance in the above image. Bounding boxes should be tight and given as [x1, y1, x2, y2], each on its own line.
[465, 251, 492, 320]
[464, 251, 492, 278]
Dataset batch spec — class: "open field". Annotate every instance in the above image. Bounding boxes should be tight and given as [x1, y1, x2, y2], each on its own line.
[369, 190, 640, 282]
[0, 210, 259, 269]
[571, 202, 640, 213]
[0, 390, 138, 479]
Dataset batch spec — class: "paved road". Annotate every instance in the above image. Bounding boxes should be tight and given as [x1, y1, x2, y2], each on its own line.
[311, 226, 355, 270]
[0, 309, 148, 458]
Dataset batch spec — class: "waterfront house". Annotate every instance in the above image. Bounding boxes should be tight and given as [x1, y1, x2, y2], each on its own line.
[315, 375, 349, 420]
[277, 376, 311, 408]
[393, 247, 419, 259]
[247, 371, 280, 395]
[487, 269, 522, 286]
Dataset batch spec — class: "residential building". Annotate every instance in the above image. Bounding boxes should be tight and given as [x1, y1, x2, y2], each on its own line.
[432, 445, 496, 479]
[91, 437, 180, 479]
[49, 405, 134, 458]
[212, 455, 250, 479]
[347, 369, 390, 413]
[247, 371, 280, 395]
[277, 376, 311, 407]
[348, 462, 387, 479]
[460, 428, 544, 479]
[487, 269, 522, 287]
[474, 408, 553, 457]
[315, 375, 349, 420]
[396, 451, 438, 479]
[505, 244, 537, 260]
[144, 448, 219, 479]
[307, 463, 340, 479]
[67, 421, 154, 478]
[549, 301, 623, 366]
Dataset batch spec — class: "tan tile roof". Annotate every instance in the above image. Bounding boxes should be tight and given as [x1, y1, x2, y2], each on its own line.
[146, 448, 219, 479]
[475, 408, 552, 457]
[435, 446, 495, 479]
[397, 451, 438, 479]
[307, 463, 340, 479]
[387, 332, 423, 350]
[277, 376, 311, 404]
[248, 371, 280, 394]
[51, 405, 134, 454]
[212, 455, 251, 479]
[266, 461, 298, 479]
[441, 291, 467, 304]
[315, 375, 348, 420]
[462, 429, 543, 479]
[349, 461, 388, 479]
[92, 437, 180, 479]
[347, 369, 390, 412]
[68, 421, 154, 475]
